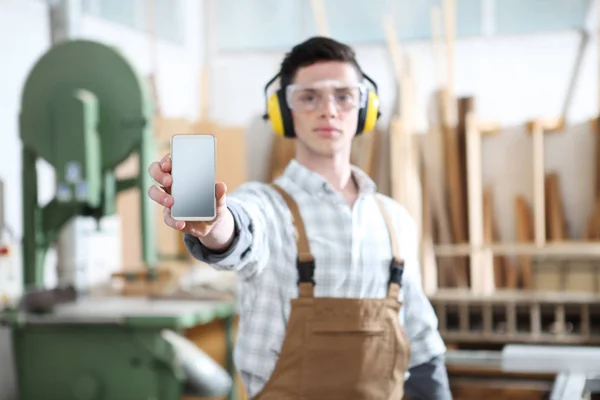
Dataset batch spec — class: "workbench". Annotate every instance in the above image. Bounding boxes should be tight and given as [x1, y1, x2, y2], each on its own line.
[1, 296, 238, 400]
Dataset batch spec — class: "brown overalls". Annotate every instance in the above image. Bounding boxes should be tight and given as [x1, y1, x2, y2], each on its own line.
[252, 184, 412, 400]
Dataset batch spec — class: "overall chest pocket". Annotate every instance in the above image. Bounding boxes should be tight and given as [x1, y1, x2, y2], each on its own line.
[299, 314, 399, 399]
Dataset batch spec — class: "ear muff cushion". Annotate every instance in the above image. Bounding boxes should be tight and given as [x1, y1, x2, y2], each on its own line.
[356, 104, 367, 135]
[267, 90, 296, 138]
[267, 92, 285, 136]
[356, 90, 380, 135]
[277, 90, 296, 138]
[362, 90, 380, 133]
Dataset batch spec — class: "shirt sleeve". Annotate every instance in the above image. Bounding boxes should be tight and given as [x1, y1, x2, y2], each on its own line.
[395, 205, 448, 369]
[183, 182, 274, 280]
[184, 200, 251, 264]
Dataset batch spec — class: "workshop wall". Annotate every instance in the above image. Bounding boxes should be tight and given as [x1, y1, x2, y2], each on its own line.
[226, 29, 598, 242]
[1, 2, 599, 397]
[1, 1, 598, 276]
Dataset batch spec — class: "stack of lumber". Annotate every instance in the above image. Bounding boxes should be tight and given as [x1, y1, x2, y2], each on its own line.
[415, 0, 600, 297]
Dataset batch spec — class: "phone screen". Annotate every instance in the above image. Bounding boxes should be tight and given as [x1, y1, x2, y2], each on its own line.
[170, 134, 216, 221]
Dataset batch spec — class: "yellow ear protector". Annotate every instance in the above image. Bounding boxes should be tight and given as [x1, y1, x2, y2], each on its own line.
[262, 72, 381, 138]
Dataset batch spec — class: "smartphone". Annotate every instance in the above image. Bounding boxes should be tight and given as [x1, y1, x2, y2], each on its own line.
[170, 134, 216, 221]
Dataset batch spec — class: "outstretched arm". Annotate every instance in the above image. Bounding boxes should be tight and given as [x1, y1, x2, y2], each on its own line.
[184, 182, 274, 280]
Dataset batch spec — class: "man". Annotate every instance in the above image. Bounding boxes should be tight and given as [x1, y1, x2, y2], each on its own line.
[148, 36, 452, 399]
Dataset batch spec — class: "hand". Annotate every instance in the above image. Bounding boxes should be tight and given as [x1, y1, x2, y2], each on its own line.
[147, 153, 229, 239]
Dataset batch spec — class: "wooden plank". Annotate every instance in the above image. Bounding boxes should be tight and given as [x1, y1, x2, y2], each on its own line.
[525, 118, 564, 134]
[268, 135, 295, 181]
[478, 120, 502, 136]
[115, 153, 143, 269]
[438, 91, 469, 288]
[382, 17, 423, 233]
[350, 129, 380, 179]
[430, 287, 600, 302]
[587, 117, 600, 240]
[544, 173, 566, 241]
[483, 187, 509, 289]
[540, 173, 566, 292]
[435, 240, 600, 257]
[428, 3, 460, 289]
[458, 97, 473, 240]
[531, 121, 546, 248]
[466, 111, 493, 294]
[420, 129, 454, 287]
[420, 155, 439, 295]
[596, 116, 600, 199]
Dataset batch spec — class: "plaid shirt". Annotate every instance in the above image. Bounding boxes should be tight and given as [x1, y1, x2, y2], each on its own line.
[185, 159, 446, 398]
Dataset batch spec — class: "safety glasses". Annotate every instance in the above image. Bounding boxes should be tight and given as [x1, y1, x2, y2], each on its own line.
[285, 80, 368, 112]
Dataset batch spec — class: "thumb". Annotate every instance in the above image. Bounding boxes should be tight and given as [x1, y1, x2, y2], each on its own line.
[215, 182, 228, 209]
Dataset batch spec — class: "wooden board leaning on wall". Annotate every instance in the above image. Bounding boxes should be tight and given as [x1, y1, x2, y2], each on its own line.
[427, 116, 600, 296]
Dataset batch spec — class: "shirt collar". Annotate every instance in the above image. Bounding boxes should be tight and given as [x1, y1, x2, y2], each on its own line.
[280, 159, 377, 196]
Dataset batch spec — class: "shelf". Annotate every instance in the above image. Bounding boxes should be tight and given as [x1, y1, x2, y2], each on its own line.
[430, 288, 600, 303]
[434, 241, 600, 258]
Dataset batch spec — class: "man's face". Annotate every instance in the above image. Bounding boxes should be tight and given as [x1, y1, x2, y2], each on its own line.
[288, 61, 363, 158]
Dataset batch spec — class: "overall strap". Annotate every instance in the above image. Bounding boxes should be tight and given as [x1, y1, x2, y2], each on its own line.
[271, 183, 315, 298]
[373, 195, 405, 299]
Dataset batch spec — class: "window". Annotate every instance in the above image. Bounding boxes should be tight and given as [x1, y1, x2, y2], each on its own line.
[495, 0, 590, 35]
[215, 0, 482, 51]
[215, 0, 589, 52]
[82, 0, 184, 44]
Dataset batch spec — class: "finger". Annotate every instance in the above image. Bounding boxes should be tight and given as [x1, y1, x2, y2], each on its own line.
[148, 161, 170, 187]
[163, 207, 186, 230]
[160, 154, 172, 173]
[215, 182, 228, 208]
[148, 185, 173, 207]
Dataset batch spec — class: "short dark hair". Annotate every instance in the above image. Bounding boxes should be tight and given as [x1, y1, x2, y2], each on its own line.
[279, 36, 363, 88]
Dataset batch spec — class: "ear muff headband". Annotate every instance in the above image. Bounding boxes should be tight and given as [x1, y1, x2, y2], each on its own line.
[263, 71, 381, 138]
[263, 73, 294, 137]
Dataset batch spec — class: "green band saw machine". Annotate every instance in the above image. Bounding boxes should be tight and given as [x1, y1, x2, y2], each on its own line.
[1, 39, 236, 400]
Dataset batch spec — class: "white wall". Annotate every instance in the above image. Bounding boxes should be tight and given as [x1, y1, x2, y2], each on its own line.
[0, 2, 49, 396]
[214, 31, 597, 129]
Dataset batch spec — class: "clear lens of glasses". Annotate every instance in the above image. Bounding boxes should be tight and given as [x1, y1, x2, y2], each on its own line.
[286, 80, 367, 112]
